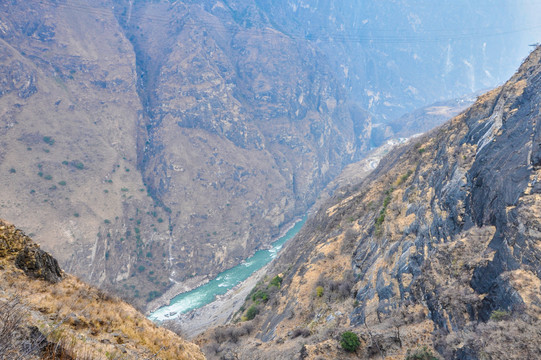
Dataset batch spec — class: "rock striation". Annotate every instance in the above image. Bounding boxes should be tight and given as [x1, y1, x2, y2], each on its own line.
[197, 46, 541, 360]
[0, 0, 537, 311]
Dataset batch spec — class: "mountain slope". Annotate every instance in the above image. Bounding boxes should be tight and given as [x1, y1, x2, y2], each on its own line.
[197, 46, 541, 359]
[0, 0, 537, 312]
[0, 0, 371, 308]
[0, 218, 205, 359]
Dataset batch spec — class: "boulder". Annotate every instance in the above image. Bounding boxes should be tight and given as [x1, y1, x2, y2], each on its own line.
[15, 246, 63, 283]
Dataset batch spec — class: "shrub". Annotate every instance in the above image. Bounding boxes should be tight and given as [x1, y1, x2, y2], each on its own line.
[490, 309, 510, 322]
[245, 305, 259, 320]
[316, 286, 324, 297]
[43, 136, 55, 145]
[9, 168, 16, 174]
[269, 275, 283, 288]
[406, 346, 439, 360]
[58, 180, 67, 186]
[147, 291, 161, 302]
[340, 331, 361, 352]
[44, 174, 52, 180]
[72, 160, 84, 170]
[251, 290, 268, 302]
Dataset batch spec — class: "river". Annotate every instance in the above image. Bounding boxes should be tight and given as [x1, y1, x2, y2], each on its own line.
[149, 217, 306, 321]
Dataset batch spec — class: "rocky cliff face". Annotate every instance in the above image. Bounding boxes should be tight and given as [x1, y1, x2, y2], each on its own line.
[253, 0, 537, 124]
[0, 0, 536, 311]
[111, 0, 371, 284]
[0, 219, 205, 359]
[197, 46, 541, 359]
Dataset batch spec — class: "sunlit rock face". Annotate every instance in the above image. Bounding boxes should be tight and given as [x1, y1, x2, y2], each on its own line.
[196, 46, 541, 360]
[0, 0, 536, 310]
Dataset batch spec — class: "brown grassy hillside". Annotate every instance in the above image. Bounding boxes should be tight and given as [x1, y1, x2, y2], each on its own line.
[0, 219, 205, 360]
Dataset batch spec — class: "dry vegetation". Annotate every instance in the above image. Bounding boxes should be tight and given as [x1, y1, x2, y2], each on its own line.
[0, 219, 205, 360]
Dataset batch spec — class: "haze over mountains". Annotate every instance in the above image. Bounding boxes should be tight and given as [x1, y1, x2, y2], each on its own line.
[0, 0, 539, 314]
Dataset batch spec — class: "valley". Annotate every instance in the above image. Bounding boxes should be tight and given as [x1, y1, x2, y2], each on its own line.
[1, 1, 540, 359]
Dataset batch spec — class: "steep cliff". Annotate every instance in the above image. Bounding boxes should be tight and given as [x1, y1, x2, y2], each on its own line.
[197, 46, 541, 359]
[0, 0, 172, 308]
[0, 0, 371, 308]
[0, 0, 536, 312]
[112, 0, 371, 285]
[0, 218, 205, 359]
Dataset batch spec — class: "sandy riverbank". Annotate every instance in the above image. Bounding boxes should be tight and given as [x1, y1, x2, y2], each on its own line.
[145, 217, 303, 316]
[146, 275, 210, 314]
[162, 264, 269, 338]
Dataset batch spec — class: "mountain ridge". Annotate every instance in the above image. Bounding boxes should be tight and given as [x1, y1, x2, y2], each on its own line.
[0, 0, 538, 313]
[195, 45, 541, 360]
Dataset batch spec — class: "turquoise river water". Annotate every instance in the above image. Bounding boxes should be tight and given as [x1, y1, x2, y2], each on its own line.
[149, 217, 306, 321]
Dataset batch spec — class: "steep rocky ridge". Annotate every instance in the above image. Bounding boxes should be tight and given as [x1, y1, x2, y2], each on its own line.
[0, 218, 205, 359]
[197, 47, 541, 359]
[0, 0, 537, 313]
[111, 0, 371, 285]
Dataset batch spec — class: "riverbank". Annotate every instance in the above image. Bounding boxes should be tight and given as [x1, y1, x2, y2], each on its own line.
[146, 275, 210, 314]
[162, 264, 269, 338]
[146, 217, 304, 316]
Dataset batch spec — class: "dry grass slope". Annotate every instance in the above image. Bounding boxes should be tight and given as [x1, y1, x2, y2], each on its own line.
[0, 219, 205, 360]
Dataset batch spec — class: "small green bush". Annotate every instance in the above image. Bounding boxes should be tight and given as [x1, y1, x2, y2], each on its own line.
[406, 346, 439, 360]
[44, 174, 52, 180]
[245, 305, 259, 320]
[251, 290, 269, 302]
[9, 168, 16, 174]
[269, 275, 283, 288]
[340, 331, 361, 352]
[72, 160, 84, 170]
[58, 180, 67, 186]
[316, 286, 324, 297]
[43, 136, 55, 146]
[490, 309, 510, 321]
